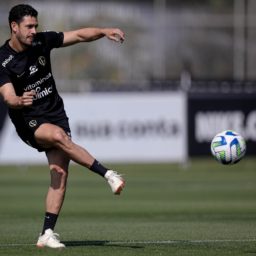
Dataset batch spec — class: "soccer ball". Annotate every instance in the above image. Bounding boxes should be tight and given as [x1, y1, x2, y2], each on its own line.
[210, 130, 246, 165]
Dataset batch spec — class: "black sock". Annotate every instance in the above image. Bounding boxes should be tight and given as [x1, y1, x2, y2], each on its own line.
[90, 160, 108, 177]
[42, 212, 59, 234]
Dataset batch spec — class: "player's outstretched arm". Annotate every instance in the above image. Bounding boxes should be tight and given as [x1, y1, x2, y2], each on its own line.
[0, 83, 35, 109]
[62, 27, 125, 47]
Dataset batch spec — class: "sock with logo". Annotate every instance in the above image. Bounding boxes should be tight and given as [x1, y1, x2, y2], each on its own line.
[42, 212, 59, 234]
[89, 159, 108, 177]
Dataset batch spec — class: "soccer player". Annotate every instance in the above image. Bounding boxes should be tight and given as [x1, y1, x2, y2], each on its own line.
[0, 4, 125, 249]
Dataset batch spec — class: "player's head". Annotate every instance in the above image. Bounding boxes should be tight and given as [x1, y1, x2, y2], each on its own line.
[9, 4, 38, 30]
[9, 4, 38, 46]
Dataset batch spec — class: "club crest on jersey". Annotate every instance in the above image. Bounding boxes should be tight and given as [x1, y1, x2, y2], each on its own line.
[29, 65, 38, 75]
[38, 56, 46, 66]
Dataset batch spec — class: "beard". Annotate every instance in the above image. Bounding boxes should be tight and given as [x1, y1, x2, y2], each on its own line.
[16, 33, 34, 48]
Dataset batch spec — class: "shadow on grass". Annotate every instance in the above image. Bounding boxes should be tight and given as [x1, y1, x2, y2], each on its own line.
[63, 240, 143, 249]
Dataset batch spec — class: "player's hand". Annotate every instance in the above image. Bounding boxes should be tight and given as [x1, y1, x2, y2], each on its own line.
[20, 90, 36, 107]
[104, 28, 125, 43]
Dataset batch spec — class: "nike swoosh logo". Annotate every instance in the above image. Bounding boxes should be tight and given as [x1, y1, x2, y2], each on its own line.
[17, 72, 25, 78]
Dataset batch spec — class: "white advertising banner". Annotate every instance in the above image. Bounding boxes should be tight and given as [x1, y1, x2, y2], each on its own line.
[0, 92, 186, 164]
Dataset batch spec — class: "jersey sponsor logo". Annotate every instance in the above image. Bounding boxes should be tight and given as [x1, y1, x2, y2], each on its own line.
[2, 54, 14, 67]
[24, 72, 53, 101]
[38, 56, 46, 66]
[24, 73, 52, 91]
[33, 85, 53, 100]
[29, 119, 37, 128]
[29, 65, 38, 75]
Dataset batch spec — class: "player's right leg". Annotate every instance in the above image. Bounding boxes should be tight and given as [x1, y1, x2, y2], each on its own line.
[36, 148, 69, 249]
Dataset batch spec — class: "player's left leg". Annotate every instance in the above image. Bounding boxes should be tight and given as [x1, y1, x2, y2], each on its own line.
[34, 123, 125, 195]
[37, 148, 69, 248]
[35, 123, 95, 168]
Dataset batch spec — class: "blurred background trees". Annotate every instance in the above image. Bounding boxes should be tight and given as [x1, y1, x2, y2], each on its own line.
[0, 0, 254, 91]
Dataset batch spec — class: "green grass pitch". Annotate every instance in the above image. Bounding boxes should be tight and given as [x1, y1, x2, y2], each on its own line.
[0, 157, 256, 255]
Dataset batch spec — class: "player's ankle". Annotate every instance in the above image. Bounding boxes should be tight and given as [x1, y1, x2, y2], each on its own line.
[89, 160, 108, 177]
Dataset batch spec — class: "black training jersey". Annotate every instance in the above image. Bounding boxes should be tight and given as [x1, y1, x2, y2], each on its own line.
[0, 31, 67, 128]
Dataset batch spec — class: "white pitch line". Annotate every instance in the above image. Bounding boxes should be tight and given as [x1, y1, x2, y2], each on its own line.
[112, 239, 256, 244]
[0, 243, 35, 247]
[0, 239, 255, 248]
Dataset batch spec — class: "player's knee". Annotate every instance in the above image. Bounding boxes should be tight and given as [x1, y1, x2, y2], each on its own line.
[50, 164, 68, 178]
[51, 128, 65, 143]
[51, 128, 70, 147]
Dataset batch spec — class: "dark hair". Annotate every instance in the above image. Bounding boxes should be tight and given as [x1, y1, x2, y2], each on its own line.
[8, 4, 38, 30]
